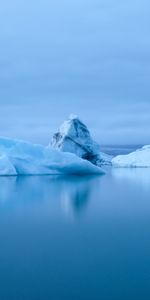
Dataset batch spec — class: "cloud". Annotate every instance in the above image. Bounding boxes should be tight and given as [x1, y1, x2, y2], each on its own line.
[0, 0, 150, 144]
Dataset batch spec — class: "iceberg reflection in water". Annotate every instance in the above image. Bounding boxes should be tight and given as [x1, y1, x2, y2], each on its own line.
[0, 175, 99, 217]
[111, 168, 150, 190]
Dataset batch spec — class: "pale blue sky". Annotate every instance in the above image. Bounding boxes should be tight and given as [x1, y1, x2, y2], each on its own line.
[0, 0, 150, 145]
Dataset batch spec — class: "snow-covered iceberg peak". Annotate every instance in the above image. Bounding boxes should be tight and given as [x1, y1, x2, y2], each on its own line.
[112, 145, 150, 168]
[51, 114, 103, 166]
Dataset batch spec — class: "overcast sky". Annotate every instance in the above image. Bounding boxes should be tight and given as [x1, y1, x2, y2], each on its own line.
[0, 0, 150, 145]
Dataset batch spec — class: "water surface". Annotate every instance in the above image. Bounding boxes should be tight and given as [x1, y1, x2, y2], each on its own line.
[0, 169, 150, 300]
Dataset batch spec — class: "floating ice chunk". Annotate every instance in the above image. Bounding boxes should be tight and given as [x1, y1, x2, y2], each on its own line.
[0, 137, 104, 176]
[112, 145, 150, 168]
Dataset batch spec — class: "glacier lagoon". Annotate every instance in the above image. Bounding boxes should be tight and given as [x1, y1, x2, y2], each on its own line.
[0, 116, 149, 175]
[0, 168, 150, 300]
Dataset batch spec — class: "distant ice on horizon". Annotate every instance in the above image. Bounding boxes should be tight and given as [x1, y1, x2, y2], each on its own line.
[112, 145, 150, 167]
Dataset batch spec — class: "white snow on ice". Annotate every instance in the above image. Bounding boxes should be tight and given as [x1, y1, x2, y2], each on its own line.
[112, 145, 150, 167]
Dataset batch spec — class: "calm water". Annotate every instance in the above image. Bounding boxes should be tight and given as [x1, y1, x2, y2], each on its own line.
[101, 144, 143, 156]
[0, 169, 150, 300]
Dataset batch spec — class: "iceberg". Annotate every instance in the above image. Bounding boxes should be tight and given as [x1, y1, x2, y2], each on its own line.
[112, 145, 150, 167]
[51, 114, 111, 166]
[0, 137, 104, 176]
